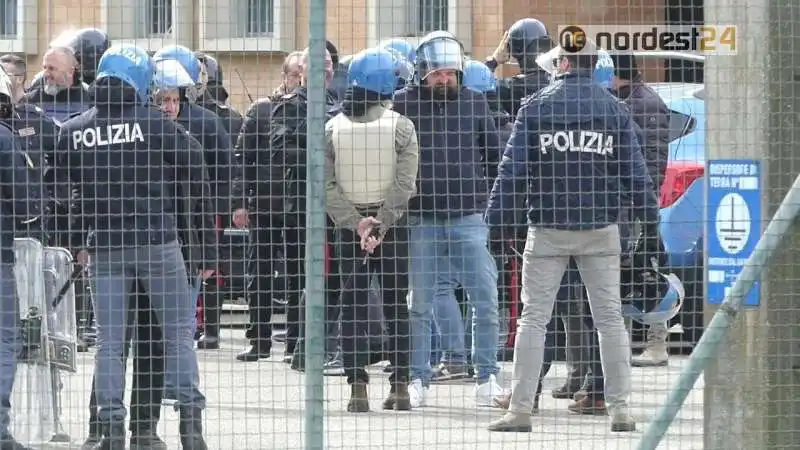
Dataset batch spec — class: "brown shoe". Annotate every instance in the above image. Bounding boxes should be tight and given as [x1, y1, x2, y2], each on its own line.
[492, 392, 539, 414]
[382, 383, 412, 411]
[568, 395, 607, 416]
[347, 382, 370, 413]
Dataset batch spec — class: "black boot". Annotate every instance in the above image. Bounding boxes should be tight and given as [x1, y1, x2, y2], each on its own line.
[179, 407, 208, 450]
[130, 427, 167, 450]
[197, 291, 221, 350]
[93, 423, 125, 450]
[236, 339, 271, 362]
[82, 414, 101, 449]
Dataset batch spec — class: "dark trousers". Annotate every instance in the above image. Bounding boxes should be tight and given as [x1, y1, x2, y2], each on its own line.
[246, 213, 281, 343]
[337, 226, 410, 385]
[89, 280, 164, 434]
[283, 224, 306, 354]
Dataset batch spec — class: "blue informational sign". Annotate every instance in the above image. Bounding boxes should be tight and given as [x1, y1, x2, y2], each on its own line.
[706, 159, 762, 306]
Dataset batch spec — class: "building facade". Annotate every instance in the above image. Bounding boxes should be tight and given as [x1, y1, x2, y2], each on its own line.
[1, 0, 665, 112]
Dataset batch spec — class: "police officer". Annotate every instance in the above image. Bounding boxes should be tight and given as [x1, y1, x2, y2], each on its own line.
[0, 55, 26, 103]
[194, 52, 244, 136]
[55, 44, 208, 448]
[153, 46, 236, 350]
[485, 18, 553, 117]
[393, 31, 504, 408]
[153, 45, 236, 217]
[484, 41, 662, 433]
[0, 60, 42, 450]
[233, 47, 338, 363]
[325, 48, 419, 411]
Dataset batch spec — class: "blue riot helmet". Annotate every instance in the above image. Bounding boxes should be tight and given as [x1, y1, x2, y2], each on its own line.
[462, 59, 497, 93]
[593, 49, 614, 89]
[153, 59, 196, 95]
[96, 44, 154, 105]
[347, 48, 398, 96]
[380, 38, 417, 64]
[415, 31, 465, 81]
[621, 261, 685, 325]
[153, 45, 203, 84]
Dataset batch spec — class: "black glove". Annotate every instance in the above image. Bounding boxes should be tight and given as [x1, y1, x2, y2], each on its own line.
[633, 222, 667, 272]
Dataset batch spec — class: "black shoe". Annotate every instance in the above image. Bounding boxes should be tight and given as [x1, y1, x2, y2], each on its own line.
[196, 333, 220, 350]
[82, 433, 101, 450]
[0, 434, 32, 450]
[290, 353, 305, 372]
[93, 423, 126, 450]
[130, 430, 168, 450]
[551, 383, 585, 399]
[236, 341, 271, 362]
[193, 328, 204, 341]
[179, 407, 208, 450]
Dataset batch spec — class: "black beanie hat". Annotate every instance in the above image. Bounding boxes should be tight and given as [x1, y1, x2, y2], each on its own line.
[610, 53, 639, 80]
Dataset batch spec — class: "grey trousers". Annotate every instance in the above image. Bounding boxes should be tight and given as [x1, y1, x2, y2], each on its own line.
[508, 225, 631, 416]
[88, 241, 206, 422]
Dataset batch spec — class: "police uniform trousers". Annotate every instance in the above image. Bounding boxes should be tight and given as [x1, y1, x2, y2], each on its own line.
[336, 222, 410, 385]
[89, 279, 164, 436]
[245, 213, 282, 348]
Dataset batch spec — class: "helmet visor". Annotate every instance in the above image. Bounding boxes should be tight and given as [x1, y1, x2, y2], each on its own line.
[153, 59, 194, 89]
[417, 38, 464, 79]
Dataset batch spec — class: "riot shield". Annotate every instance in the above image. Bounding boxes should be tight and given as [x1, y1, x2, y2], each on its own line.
[10, 238, 56, 444]
[42, 247, 78, 373]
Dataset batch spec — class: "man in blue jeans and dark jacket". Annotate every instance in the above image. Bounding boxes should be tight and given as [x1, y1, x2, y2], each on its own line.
[392, 30, 505, 409]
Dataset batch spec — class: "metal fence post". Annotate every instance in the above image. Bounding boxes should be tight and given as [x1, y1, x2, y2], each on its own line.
[636, 1, 800, 448]
[703, 1, 800, 448]
[304, 0, 328, 448]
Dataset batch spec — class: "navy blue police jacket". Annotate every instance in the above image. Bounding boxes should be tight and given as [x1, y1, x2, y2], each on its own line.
[177, 102, 237, 214]
[485, 70, 659, 230]
[0, 122, 42, 262]
[24, 84, 92, 125]
[56, 78, 210, 250]
[392, 86, 502, 217]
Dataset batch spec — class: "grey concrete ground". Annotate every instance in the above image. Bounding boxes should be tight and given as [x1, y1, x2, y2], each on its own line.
[11, 327, 704, 450]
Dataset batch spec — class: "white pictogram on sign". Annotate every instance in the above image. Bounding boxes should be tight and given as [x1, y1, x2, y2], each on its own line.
[715, 192, 751, 255]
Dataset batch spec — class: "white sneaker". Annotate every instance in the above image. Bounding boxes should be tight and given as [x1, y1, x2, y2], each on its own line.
[475, 374, 505, 407]
[408, 379, 428, 408]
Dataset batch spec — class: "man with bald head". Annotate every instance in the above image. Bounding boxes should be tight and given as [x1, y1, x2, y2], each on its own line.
[233, 46, 339, 363]
[24, 46, 91, 123]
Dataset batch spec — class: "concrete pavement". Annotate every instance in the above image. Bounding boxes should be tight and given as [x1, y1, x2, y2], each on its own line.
[12, 329, 704, 449]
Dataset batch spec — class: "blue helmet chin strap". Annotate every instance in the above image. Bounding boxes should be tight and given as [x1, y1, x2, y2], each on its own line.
[622, 270, 685, 325]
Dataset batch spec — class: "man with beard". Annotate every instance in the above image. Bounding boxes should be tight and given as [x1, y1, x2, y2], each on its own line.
[392, 31, 505, 409]
[24, 45, 91, 123]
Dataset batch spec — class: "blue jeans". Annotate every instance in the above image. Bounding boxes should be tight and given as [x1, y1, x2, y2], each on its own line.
[408, 214, 499, 384]
[0, 264, 19, 435]
[89, 241, 206, 422]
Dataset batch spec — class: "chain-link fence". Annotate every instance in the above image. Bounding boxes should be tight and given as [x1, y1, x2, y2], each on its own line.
[0, 0, 798, 449]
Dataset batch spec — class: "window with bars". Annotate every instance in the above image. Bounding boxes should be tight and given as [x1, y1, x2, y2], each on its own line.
[144, 0, 173, 36]
[416, 0, 448, 34]
[244, 0, 274, 36]
[0, 0, 17, 38]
